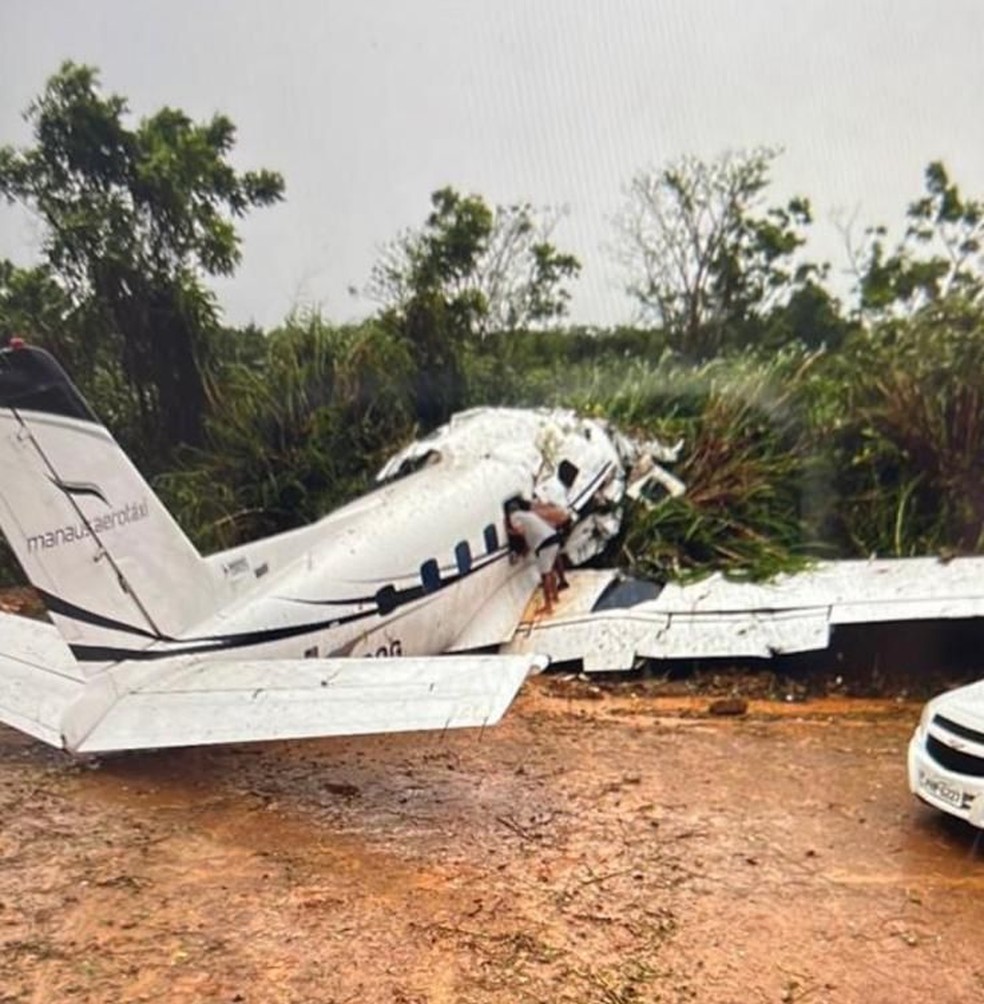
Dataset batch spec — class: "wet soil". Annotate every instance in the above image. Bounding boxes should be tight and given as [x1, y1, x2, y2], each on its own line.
[1, 677, 983, 1004]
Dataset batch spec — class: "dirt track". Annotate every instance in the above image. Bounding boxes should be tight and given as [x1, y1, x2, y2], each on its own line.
[1, 677, 983, 1004]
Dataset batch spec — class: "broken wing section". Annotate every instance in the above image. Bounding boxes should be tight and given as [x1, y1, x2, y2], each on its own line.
[60, 653, 544, 754]
[505, 557, 984, 672]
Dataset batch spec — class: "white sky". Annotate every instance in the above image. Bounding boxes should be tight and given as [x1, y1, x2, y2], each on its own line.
[1, 0, 982, 330]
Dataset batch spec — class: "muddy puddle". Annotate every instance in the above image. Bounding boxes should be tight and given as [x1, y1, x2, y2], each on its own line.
[1, 678, 983, 1003]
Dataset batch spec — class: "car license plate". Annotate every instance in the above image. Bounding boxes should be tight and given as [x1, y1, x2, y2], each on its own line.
[920, 771, 964, 808]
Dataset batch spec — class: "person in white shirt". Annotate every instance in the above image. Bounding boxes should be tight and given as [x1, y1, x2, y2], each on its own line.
[507, 499, 562, 614]
[532, 459, 577, 590]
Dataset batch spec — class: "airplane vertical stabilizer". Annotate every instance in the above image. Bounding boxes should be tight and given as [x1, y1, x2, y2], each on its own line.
[0, 344, 218, 672]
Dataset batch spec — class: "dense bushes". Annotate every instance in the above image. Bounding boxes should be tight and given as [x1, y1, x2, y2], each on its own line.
[155, 314, 417, 552]
[466, 308, 984, 581]
[816, 298, 984, 556]
[3, 300, 983, 588]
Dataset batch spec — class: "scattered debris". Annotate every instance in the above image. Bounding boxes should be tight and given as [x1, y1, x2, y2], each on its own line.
[707, 697, 749, 716]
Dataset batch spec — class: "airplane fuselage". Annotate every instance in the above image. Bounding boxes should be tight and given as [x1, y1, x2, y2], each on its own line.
[179, 453, 535, 665]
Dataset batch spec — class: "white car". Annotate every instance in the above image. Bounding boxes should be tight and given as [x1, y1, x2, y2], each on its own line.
[908, 680, 984, 828]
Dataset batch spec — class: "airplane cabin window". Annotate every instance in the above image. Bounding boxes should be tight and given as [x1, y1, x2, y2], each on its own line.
[558, 458, 579, 487]
[455, 540, 472, 574]
[420, 558, 441, 593]
[483, 524, 499, 554]
[375, 585, 398, 616]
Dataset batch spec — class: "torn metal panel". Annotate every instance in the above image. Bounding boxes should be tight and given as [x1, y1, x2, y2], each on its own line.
[505, 603, 830, 668]
[377, 407, 684, 567]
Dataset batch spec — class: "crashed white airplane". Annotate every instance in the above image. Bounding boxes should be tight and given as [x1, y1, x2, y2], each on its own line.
[0, 341, 682, 753]
[3, 341, 984, 766]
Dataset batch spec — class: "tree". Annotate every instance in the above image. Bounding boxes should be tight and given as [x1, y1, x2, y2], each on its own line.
[853, 161, 984, 318]
[369, 186, 581, 338]
[0, 261, 72, 352]
[758, 280, 854, 354]
[0, 62, 284, 455]
[613, 148, 822, 359]
[368, 186, 580, 426]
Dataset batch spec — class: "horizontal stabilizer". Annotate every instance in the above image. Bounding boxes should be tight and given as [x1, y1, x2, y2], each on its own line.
[0, 611, 82, 746]
[62, 653, 543, 754]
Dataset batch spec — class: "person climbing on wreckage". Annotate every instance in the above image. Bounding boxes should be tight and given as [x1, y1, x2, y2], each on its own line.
[507, 497, 562, 615]
[532, 458, 578, 591]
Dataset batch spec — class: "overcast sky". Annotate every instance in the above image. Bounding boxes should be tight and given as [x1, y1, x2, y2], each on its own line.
[1, 1, 982, 330]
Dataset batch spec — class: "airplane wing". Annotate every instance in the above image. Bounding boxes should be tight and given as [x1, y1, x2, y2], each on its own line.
[0, 610, 543, 753]
[505, 557, 984, 672]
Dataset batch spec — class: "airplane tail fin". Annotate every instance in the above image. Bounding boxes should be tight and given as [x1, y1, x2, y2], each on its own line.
[0, 343, 219, 673]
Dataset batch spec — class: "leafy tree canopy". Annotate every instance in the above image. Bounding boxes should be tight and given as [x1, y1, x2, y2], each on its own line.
[369, 186, 581, 339]
[855, 161, 984, 317]
[613, 147, 823, 359]
[0, 62, 284, 455]
[368, 186, 581, 426]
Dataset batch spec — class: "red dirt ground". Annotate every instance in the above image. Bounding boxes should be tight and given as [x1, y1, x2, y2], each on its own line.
[1, 676, 982, 1004]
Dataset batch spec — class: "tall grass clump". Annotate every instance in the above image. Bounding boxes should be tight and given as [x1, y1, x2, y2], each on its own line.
[156, 312, 416, 553]
[467, 332, 834, 581]
[617, 349, 830, 581]
[817, 297, 984, 556]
